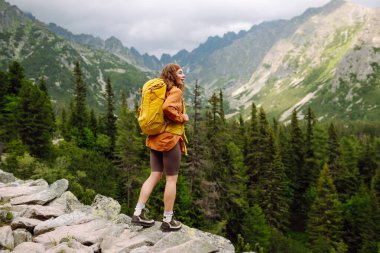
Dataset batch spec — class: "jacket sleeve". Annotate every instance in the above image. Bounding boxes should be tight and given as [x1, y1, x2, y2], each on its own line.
[162, 87, 185, 123]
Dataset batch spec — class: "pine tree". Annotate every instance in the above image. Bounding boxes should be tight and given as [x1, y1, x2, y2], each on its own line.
[245, 103, 259, 205]
[89, 109, 98, 138]
[1, 63, 24, 141]
[242, 204, 270, 250]
[7, 61, 25, 95]
[104, 77, 117, 155]
[0, 70, 9, 108]
[328, 123, 342, 178]
[237, 114, 246, 154]
[60, 108, 69, 140]
[201, 92, 231, 221]
[219, 89, 225, 124]
[186, 80, 205, 195]
[372, 168, 380, 200]
[0, 70, 10, 142]
[304, 107, 319, 186]
[224, 142, 249, 242]
[288, 109, 305, 188]
[259, 128, 289, 231]
[369, 168, 380, 253]
[358, 139, 377, 187]
[115, 92, 145, 210]
[208, 93, 220, 130]
[343, 188, 377, 253]
[70, 60, 88, 146]
[287, 109, 306, 230]
[38, 76, 56, 133]
[16, 81, 54, 158]
[307, 164, 346, 252]
[38, 76, 48, 95]
[328, 123, 356, 201]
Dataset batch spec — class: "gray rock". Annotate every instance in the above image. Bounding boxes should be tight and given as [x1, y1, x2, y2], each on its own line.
[100, 230, 154, 253]
[184, 226, 235, 252]
[149, 228, 192, 252]
[11, 217, 42, 231]
[130, 246, 150, 253]
[22, 204, 66, 220]
[0, 226, 14, 250]
[47, 191, 91, 213]
[0, 174, 235, 253]
[12, 228, 32, 246]
[159, 239, 218, 253]
[132, 222, 166, 244]
[0, 169, 16, 183]
[91, 194, 121, 220]
[113, 213, 132, 225]
[45, 239, 94, 253]
[0, 204, 29, 220]
[33, 219, 126, 249]
[0, 179, 48, 200]
[34, 210, 97, 235]
[12, 242, 45, 253]
[11, 179, 68, 205]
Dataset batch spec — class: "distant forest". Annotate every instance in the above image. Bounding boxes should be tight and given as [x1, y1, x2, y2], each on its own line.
[1, 61, 379, 253]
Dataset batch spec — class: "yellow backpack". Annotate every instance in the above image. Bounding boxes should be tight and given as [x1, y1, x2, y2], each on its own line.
[138, 78, 167, 135]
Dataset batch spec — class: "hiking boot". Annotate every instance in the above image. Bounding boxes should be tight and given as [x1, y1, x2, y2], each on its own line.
[131, 208, 155, 227]
[160, 217, 182, 232]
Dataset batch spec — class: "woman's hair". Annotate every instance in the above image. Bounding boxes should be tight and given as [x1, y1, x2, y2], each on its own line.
[160, 63, 184, 91]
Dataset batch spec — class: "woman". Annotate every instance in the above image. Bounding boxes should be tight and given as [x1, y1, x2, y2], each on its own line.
[131, 63, 189, 232]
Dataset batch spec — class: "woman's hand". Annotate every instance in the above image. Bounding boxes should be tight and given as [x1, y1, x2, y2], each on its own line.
[183, 114, 189, 122]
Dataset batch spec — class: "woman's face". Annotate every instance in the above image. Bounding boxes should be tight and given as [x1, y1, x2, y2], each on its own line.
[175, 68, 185, 85]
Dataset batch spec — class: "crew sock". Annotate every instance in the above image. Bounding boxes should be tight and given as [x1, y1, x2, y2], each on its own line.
[133, 203, 145, 216]
[163, 210, 173, 222]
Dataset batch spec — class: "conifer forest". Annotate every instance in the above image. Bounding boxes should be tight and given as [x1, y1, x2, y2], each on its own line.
[1, 61, 380, 253]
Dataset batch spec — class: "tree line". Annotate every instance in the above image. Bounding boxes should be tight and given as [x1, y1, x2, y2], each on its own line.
[0, 61, 379, 253]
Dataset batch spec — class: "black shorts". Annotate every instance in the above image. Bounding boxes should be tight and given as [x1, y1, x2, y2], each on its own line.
[150, 142, 181, 176]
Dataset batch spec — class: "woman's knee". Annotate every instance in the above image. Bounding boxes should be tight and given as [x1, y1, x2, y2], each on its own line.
[165, 174, 178, 183]
[149, 172, 163, 182]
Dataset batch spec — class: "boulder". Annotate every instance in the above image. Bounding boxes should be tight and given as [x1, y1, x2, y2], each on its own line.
[33, 219, 126, 249]
[0, 179, 48, 200]
[0, 226, 14, 250]
[34, 210, 97, 235]
[0, 169, 16, 183]
[12, 228, 32, 247]
[22, 204, 66, 220]
[12, 242, 45, 253]
[11, 217, 42, 232]
[11, 179, 68, 205]
[45, 239, 94, 253]
[100, 230, 154, 253]
[113, 213, 132, 225]
[159, 239, 218, 253]
[47, 191, 91, 213]
[91, 194, 121, 220]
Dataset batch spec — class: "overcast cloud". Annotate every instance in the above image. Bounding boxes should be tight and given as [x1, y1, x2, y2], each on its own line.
[5, 0, 380, 57]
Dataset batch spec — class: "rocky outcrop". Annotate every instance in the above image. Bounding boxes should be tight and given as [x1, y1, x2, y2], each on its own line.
[0, 169, 234, 253]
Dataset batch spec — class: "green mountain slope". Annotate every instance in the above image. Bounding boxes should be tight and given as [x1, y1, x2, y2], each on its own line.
[166, 0, 380, 122]
[0, 0, 150, 112]
[229, 1, 380, 122]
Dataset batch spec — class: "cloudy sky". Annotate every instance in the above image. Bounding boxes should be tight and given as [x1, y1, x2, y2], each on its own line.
[6, 0, 380, 57]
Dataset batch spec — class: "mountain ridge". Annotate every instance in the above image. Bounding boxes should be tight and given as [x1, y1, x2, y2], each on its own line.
[1, 0, 379, 122]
